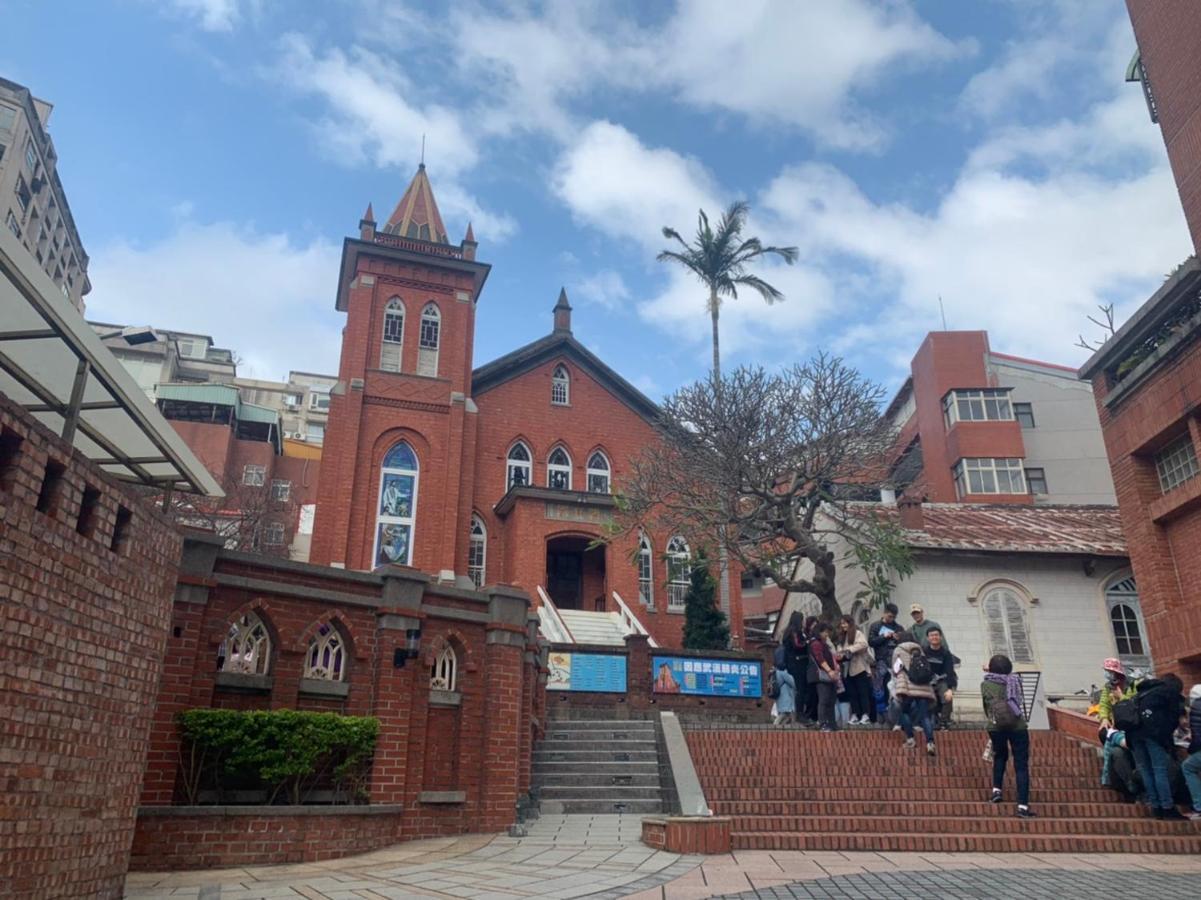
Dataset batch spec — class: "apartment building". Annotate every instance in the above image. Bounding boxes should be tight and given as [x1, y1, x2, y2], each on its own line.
[90, 322, 238, 394]
[885, 330, 1116, 505]
[0, 77, 90, 311]
[234, 370, 336, 445]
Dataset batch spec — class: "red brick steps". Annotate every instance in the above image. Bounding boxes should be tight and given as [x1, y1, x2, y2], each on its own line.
[685, 728, 1201, 854]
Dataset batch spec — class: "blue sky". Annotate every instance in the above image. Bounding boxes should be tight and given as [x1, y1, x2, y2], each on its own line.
[3, 0, 1192, 399]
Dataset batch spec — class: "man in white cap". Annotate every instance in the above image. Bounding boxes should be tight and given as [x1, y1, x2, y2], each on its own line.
[909, 604, 945, 647]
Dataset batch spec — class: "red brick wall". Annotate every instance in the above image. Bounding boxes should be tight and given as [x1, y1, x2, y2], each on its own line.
[1128, 0, 1201, 254]
[1089, 338, 1201, 683]
[0, 395, 182, 899]
[129, 808, 404, 870]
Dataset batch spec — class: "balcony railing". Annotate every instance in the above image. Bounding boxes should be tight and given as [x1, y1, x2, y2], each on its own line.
[372, 232, 465, 259]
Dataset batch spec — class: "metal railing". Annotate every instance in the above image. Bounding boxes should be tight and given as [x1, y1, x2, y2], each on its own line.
[613, 591, 659, 648]
[535, 585, 573, 644]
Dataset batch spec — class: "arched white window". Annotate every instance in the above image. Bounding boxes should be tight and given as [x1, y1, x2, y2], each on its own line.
[218, 611, 271, 675]
[666, 536, 690, 610]
[1106, 576, 1149, 665]
[507, 442, 531, 490]
[981, 584, 1035, 665]
[304, 623, 346, 681]
[374, 441, 419, 567]
[586, 450, 610, 494]
[417, 303, 440, 376]
[638, 531, 654, 610]
[430, 645, 457, 691]
[551, 364, 570, 405]
[547, 447, 572, 490]
[468, 515, 486, 589]
[380, 298, 404, 372]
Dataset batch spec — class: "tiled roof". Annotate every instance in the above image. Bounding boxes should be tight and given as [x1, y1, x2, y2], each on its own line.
[384, 164, 449, 244]
[873, 503, 1127, 557]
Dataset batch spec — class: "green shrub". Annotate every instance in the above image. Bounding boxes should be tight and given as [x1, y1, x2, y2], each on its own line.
[177, 708, 379, 805]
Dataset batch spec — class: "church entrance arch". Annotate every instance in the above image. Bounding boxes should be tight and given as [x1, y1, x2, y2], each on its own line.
[546, 534, 606, 612]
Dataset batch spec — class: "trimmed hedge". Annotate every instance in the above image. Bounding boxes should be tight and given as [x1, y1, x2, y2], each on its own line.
[177, 709, 379, 805]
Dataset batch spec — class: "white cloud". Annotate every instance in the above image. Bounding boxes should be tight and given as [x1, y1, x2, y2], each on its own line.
[87, 220, 343, 381]
[164, 0, 251, 32]
[574, 270, 630, 310]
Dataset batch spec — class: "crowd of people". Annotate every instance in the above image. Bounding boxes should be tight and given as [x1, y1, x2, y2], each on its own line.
[770, 602, 1035, 817]
[1095, 657, 1201, 821]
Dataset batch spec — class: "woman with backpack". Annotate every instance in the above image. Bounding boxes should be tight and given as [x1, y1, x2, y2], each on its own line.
[891, 633, 936, 755]
[1098, 657, 1137, 729]
[808, 621, 840, 732]
[770, 644, 797, 726]
[1126, 673, 1187, 820]
[781, 612, 810, 723]
[835, 614, 874, 725]
[982, 654, 1034, 818]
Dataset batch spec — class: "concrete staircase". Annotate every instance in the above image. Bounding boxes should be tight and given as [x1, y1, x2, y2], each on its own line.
[555, 609, 629, 646]
[533, 718, 664, 814]
[688, 728, 1201, 853]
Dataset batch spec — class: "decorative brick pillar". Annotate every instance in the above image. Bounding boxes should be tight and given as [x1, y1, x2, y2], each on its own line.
[140, 535, 222, 806]
[625, 633, 652, 711]
[369, 567, 429, 805]
[480, 585, 530, 831]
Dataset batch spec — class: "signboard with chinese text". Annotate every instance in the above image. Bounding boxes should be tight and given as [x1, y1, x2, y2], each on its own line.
[651, 655, 763, 698]
[547, 651, 627, 692]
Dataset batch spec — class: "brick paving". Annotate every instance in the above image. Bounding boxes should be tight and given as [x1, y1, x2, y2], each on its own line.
[125, 815, 1201, 899]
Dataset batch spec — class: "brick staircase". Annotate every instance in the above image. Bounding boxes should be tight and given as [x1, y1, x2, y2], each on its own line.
[687, 728, 1201, 853]
[533, 717, 663, 815]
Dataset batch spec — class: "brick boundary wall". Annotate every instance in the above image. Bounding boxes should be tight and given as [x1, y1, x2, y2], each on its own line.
[1048, 706, 1103, 746]
[129, 806, 405, 870]
[0, 393, 183, 899]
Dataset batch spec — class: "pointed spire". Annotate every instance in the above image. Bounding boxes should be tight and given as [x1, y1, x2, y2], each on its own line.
[464, 221, 475, 243]
[363, 202, 375, 223]
[553, 287, 572, 333]
[384, 165, 449, 244]
[359, 202, 376, 240]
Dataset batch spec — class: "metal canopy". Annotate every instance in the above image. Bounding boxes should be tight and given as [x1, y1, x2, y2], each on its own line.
[0, 230, 222, 496]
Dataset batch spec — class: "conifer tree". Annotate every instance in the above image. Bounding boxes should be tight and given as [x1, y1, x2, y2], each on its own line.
[682, 550, 729, 650]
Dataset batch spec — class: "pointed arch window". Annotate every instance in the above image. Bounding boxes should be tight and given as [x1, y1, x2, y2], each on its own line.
[547, 447, 572, 490]
[586, 451, 610, 494]
[468, 515, 486, 589]
[417, 303, 440, 377]
[374, 441, 419, 567]
[981, 584, 1035, 665]
[666, 536, 690, 610]
[430, 645, 457, 691]
[551, 364, 570, 405]
[638, 531, 654, 610]
[381, 298, 404, 372]
[218, 611, 272, 675]
[304, 624, 346, 681]
[507, 442, 531, 490]
[1106, 576, 1149, 663]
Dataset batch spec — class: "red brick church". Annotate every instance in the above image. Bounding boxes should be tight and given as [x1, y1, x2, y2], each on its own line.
[309, 166, 743, 648]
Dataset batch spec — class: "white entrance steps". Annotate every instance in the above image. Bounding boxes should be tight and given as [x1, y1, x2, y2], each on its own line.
[533, 718, 664, 814]
[556, 609, 628, 646]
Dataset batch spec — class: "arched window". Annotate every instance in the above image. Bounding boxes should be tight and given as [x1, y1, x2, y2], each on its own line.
[551, 364, 570, 405]
[304, 623, 346, 681]
[218, 611, 271, 675]
[430, 645, 457, 691]
[586, 451, 610, 494]
[981, 584, 1035, 665]
[547, 447, 572, 490]
[850, 600, 870, 627]
[638, 531, 654, 610]
[468, 515, 486, 589]
[506, 442, 531, 490]
[666, 536, 690, 610]
[380, 298, 404, 372]
[1106, 576, 1149, 663]
[417, 303, 440, 376]
[374, 441, 419, 567]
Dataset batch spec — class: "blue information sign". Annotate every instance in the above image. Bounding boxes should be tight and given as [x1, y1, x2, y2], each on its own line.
[651, 655, 762, 698]
[547, 651, 627, 693]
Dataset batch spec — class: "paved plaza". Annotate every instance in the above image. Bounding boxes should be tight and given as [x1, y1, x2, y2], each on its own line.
[124, 814, 1201, 900]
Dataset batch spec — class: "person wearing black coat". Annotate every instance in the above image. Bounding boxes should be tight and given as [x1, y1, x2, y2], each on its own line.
[868, 603, 904, 696]
[781, 612, 811, 722]
[1129, 674, 1186, 819]
[1183, 684, 1201, 819]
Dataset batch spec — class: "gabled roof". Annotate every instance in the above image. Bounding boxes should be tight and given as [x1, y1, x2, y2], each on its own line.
[383, 164, 449, 244]
[471, 330, 661, 424]
[870, 502, 1127, 558]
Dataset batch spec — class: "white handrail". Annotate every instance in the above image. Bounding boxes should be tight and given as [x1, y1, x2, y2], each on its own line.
[612, 590, 659, 648]
[535, 585, 574, 644]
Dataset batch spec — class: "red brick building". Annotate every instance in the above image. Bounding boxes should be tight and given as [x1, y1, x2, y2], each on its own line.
[310, 166, 743, 648]
[1077, 2, 1201, 683]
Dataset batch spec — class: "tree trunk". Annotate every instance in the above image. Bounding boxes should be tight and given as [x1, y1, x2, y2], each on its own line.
[709, 289, 721, 379]
[708, 286, 731, 638]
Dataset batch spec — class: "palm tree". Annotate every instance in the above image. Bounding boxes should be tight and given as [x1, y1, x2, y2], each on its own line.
[658, 201, 798, 377]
